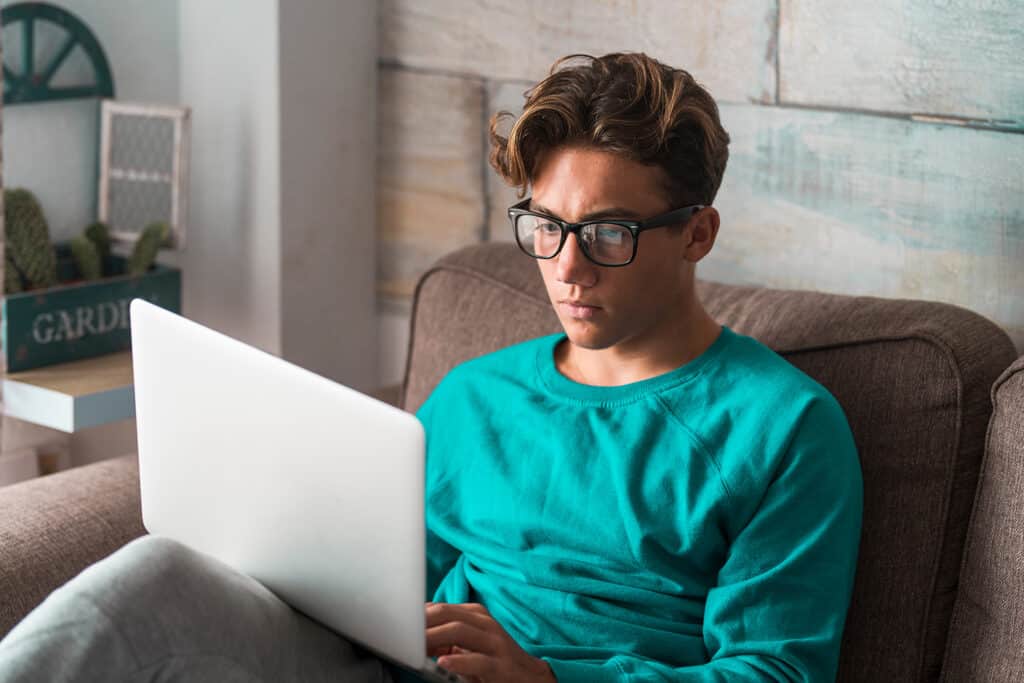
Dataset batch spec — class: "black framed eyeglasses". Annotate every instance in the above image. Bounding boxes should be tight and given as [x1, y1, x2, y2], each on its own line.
[507, 198, 705, 267]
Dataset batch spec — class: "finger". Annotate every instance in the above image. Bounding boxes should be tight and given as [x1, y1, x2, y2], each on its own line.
[426, 621, 497, 656]
[432, 644, 474, 662]
[426, 603, 498, 631]
[437, 651, 496, 680]
[426, 621, 495, 656]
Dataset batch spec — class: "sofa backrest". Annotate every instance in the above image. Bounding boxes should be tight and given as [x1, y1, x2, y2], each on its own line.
[401, 243, 1017, 683]
[940, 355, 1024, 681]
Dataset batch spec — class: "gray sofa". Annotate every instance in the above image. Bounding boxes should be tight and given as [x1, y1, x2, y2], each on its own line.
[1, 243, 1021, 682]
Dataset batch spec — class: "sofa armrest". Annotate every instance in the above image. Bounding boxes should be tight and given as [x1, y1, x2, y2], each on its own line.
[0, 454, 145, 639]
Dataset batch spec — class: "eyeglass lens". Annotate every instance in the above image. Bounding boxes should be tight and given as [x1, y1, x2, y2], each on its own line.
[514, 215, 634, 266]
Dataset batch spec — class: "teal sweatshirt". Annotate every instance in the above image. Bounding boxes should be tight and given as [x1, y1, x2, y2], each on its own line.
[417, 326, 863, 682]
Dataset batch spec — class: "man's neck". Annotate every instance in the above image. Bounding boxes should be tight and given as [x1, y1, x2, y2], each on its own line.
[556, 304, 722, 387]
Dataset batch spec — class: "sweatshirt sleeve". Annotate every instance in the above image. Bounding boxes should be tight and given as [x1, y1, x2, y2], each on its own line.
[417, 383, 464, 600]
[542, 397, 864, 682]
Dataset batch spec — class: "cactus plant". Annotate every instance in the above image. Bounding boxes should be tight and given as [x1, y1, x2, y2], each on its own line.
[83, 221, 112, 265]
[4, 188, 58, 290]
[128, 221, 171, 276]
[70, 234, 103, 280]
[4, 252, 24, 294]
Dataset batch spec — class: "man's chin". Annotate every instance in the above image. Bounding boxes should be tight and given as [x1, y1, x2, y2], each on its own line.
[560, 320, 614, 351]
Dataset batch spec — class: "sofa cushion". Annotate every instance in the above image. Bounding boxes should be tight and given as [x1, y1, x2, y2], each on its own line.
[940, 355, 1024, 681]
[0, 455, 145, 639]
[402, 242, 1017, 683]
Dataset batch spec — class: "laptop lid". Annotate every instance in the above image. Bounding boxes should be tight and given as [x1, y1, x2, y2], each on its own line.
[130, 298, 427, 670]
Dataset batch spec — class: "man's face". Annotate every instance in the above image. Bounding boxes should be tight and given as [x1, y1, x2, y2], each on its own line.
[530, 146, 701, 352]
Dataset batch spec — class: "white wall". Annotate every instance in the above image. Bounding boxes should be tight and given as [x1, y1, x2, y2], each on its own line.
[176, 0, 283, 356]
[2, 0, 180, 241]
[178, 0, 379, 388]
[3, 0, 379, 467]
[278, 0, 378, 390]
[3, 0, 181, 464]
[5, 0, 378, 377]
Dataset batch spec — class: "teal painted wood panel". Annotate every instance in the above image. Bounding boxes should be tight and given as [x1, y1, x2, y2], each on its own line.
[706, 104, 1024, 350]
[780, 1, 1024, 129]
[1, 247, 182, 372]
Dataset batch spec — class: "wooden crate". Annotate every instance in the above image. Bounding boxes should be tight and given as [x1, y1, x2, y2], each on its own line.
[1, 242, 181, 372]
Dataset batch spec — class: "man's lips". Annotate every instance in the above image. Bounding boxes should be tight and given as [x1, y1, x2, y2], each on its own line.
[558, 300, 601, 319]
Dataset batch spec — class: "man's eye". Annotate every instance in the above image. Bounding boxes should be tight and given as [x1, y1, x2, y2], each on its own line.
[538, 223, 561, 235]
[597, 227, 624, 244]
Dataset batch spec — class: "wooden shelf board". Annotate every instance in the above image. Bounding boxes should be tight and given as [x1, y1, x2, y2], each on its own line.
[2, 353, 135, 432]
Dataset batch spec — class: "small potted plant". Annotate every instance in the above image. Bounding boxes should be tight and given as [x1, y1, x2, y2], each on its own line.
[2, 188, 182, 372]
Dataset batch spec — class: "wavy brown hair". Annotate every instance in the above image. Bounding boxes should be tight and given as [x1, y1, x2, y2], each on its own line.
[489, 53, 730, 208]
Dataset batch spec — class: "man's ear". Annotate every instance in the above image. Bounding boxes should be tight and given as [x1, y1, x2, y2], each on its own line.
[684, 207, 720, 262]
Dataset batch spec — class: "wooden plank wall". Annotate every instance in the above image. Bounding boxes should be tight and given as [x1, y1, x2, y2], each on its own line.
[376, 0, 1024, 383]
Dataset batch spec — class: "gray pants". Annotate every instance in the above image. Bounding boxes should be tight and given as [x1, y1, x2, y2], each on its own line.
[0, 535, 400, 682]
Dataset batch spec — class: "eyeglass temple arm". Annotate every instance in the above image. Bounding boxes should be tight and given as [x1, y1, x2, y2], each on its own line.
[637, 205, 706, 231]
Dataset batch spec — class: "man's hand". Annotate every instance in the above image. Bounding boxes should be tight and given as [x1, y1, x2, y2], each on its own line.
[426, 602, 556, 683]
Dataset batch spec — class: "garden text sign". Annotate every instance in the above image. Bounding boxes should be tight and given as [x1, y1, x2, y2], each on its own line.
[31, 298, 134, 344]
[2, 257, 180, 373]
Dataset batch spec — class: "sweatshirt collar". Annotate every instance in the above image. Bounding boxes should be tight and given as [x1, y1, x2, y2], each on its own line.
[536, 325, 734, 405]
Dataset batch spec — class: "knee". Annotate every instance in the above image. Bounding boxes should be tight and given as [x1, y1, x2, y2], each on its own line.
[72, 535, 208, 601]
[113, 534, 200, 574]
[4, 536, 208, 650]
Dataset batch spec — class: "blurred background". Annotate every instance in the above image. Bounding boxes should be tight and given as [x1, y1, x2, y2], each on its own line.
[1, 0, 1022, 470]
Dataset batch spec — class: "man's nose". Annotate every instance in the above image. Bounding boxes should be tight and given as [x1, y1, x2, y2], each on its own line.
[555, 233, 598, 287]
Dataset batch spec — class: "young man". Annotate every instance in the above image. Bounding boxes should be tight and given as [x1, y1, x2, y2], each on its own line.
[0, 53, 861, 683]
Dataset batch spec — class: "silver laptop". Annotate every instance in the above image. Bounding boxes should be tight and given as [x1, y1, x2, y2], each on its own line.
[130, 298, 464, 683]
